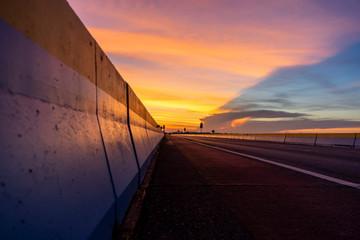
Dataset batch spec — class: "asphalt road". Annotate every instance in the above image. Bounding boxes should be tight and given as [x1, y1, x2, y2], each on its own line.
[134, 135, 360, 240]
[181, 136, 360, 184]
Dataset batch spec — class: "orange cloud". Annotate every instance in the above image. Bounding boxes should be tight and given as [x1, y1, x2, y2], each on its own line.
[88, 27, 329, 78]
[231, 117, 252, 128]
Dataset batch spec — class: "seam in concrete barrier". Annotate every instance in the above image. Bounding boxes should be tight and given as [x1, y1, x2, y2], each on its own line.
[352, 133, 356, 149]
[126, 83, 141, 186]
[94, 43, 117, 201]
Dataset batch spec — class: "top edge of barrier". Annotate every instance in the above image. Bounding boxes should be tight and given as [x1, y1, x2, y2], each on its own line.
[127, 84, 160, 129]
[0, 0, 96, 84]
[316, 133, 357, 138]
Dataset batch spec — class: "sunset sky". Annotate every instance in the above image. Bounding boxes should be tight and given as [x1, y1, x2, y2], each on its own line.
[67, 0, 360, 133]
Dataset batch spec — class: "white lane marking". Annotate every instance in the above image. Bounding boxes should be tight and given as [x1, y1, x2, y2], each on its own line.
[182, 138, 360, 190]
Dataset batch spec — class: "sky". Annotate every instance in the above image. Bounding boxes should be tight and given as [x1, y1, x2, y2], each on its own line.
[67, 0, 360, 133]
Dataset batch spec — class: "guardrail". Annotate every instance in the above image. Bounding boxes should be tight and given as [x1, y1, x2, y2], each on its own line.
[177, 133, 360, 148]
[0, 1, 163, 239]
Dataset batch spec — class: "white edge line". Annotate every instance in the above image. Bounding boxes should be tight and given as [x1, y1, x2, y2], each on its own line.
[182, 138, 360, 190]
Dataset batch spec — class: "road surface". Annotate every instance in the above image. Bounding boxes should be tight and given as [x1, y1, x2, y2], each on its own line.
[134, 135, 360, 240]
[181, 135, 360, 185]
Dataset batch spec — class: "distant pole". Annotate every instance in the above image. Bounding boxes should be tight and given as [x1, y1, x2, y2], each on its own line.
[163, 125, 165, 133]
[200, 122, 203, 133]
[184, 128, 186, 132]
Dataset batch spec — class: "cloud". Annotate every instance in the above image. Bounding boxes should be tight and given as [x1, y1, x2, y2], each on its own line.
[221, 43, 360, 114]
[201, 110, 307, 122]
[200, 110, 308, 130]
[88, 27, 316, 78]
[231, 117, 252, 128]
[202, 43, 360, 133]
[72, 1, 360, 79]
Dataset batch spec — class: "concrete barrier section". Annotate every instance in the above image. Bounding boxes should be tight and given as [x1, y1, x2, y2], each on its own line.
[255, 134, 285, 143]
[316, 133, 356, 147]
[232, 134, 244, 140]
[95, 46, 139, 226]
[220, 134, 231, 139]
[0, 1, 163, 239]
[243, 134, 257, 141]
[145, 111, 163, 150]
[0, 16, 115, 240]
[285, 133, 317, 145]
[128, 86, 156, 181]
[146, 127, 163, 152]
[178, 133, 358, 148]
[355, 133, 360, 148]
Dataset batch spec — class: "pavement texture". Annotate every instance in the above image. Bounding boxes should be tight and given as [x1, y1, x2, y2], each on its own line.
[133, 136, 253, 240]
[132, 136, 360, 240]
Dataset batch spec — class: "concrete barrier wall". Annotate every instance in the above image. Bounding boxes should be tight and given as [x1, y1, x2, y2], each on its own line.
[315, 133, 356, 147]
[231, 134, 244, 140]
[0, 1, 162, 239]
[255, 133, 285, 143]
[355, 133, 360, 148]
[128, 85, 156, 182]
[178, 133, 359, 148]
[95, 47, 140, 233]
[284, 133, 317, 145]
[243, 134, 257, 141]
